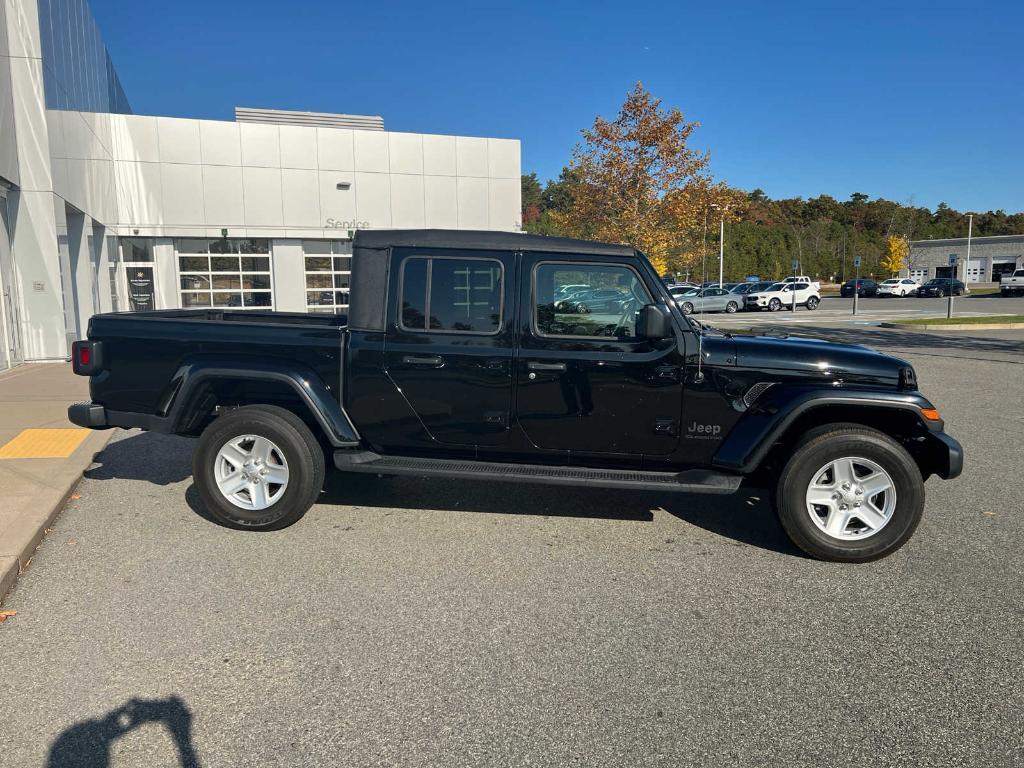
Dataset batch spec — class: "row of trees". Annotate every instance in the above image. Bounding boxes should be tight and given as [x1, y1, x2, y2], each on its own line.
[521, 84, 1022, 281]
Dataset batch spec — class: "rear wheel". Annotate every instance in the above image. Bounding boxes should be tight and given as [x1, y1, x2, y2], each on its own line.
[193, 405, 325, 530]
[775, 425, 924, 562]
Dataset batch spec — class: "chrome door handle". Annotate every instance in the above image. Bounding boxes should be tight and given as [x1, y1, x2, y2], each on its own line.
[402, 355, 444, 367]
[527, 361, 567, 372]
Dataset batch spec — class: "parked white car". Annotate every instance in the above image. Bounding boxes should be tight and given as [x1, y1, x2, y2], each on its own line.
[877, 278, 919, 297]
[783, 275, 821, 291]
[745, 281, 821, 312]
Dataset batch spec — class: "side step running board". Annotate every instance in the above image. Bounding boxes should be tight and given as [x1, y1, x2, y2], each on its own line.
[333, 451, 741, 495]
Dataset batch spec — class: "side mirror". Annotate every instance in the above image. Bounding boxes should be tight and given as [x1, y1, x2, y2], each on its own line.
[637, 303, 672, 339]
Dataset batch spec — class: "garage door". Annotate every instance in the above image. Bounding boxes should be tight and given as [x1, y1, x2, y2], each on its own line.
[909, 268, 928, 281]
[992, 257, 1018, 282]
[966, 258, 985, 283]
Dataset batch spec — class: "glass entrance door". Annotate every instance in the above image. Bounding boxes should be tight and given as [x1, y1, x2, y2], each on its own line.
[0, 192, 24, 370]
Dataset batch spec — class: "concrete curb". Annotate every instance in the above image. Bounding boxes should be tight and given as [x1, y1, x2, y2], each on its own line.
[881, 321, 1024, 331]
[0, 430, 115, 605]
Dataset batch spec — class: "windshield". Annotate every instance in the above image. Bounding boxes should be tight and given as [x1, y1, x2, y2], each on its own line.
[676, 288, 700, 297]
[767, 283, 786, 291]
[882, 279, 900, 285]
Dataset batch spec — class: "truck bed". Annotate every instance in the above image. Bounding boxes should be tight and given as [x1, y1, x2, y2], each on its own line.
[122, 309, 348, 328]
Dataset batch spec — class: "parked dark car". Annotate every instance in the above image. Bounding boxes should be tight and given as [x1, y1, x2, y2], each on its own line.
[916, 278, 967, 298]
[555, 287, 628, 314]
[68, 229, 962, 563]
[840, 279, 879, 298]
[729, 281, 775, 298]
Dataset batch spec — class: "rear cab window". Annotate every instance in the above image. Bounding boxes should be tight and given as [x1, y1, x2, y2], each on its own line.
[399, 255, 503, 334]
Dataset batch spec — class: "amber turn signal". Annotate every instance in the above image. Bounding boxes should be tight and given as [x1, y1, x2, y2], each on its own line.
[920, 407, 941, 421]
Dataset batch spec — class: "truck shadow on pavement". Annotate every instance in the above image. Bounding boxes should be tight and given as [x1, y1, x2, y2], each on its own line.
[89, 431, 801, 558]
[314, 471, 802, 557]
[47, 695, 200, 768]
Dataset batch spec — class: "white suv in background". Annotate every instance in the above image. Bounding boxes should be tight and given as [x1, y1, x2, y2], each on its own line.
[877, 278, 919, 297]
[744, 281, 821, 311]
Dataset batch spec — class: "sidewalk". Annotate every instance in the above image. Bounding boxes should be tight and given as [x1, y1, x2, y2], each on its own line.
[0, 363, 114, 603]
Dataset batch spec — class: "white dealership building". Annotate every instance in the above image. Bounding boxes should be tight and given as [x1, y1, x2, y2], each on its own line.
[0, 0, 521, 370]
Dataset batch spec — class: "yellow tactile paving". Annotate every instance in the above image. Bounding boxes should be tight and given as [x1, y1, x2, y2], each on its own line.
[0, 428, 90, 459]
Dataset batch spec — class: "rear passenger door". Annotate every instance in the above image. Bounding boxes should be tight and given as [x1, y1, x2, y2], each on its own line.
[384, 248, 516, 446]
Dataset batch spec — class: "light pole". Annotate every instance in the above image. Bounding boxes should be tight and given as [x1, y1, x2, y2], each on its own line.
[964, 213, 974, 284]
[711, 203, 730, 285]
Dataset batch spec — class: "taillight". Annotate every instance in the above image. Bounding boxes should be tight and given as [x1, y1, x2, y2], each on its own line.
[71, 340, 103, 375]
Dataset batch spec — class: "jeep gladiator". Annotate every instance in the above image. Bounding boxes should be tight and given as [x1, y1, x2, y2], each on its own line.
[69, 229, 962, 562]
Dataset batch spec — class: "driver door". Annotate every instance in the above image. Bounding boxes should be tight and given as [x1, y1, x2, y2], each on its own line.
[514, 253, 684, 457]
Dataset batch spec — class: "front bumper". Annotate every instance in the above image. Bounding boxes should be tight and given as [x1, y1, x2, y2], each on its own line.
[925, 430, 964, 480]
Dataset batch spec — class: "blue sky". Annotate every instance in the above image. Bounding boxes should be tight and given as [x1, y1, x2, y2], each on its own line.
[91, 0, 1023, 212]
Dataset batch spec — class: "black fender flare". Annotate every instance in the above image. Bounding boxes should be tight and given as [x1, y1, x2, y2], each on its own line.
[157, 359, 360, 447]
[712, 386, 946, 474]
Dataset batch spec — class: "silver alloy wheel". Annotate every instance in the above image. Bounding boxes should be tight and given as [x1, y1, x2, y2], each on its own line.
[726, 301, 738, 313]
[214, 434, 290, 511]
[805, 456, 897, 541]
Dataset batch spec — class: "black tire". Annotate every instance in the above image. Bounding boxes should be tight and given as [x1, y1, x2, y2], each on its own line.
[774, 424, 924, 562]
[193, 405, 326, 530]
[681, 302, 694, 315]
[577, 303, 589, 314]
[726, 301, 738, 313]
[935, 288, 945, 298]
[768, 297, 781, 312]
[806, 296, 819, 310]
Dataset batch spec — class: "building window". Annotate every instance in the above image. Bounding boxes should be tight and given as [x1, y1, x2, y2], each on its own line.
[120, 237, 154, 262]
[303, 241, 351, 313]
[176, 239, 272, 309]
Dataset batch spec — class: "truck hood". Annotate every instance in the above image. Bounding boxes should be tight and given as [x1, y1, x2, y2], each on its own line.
[730, 333, 909, 386]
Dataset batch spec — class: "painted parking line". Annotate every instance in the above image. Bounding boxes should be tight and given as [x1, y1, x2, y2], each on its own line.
[0, 428, 90, 459]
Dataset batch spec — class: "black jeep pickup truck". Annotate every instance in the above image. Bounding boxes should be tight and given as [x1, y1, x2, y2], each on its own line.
[69, 229, 962, 562]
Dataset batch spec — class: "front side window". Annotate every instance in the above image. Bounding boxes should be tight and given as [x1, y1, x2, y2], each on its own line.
[399, 257, 503, 334]
[534, 263, 651, 339]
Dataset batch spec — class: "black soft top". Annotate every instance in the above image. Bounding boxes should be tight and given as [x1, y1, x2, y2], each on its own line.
[349, 229, 639, 331]
[353, 229, 637, 257]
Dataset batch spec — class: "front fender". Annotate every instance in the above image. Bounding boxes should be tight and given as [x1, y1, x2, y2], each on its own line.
[712, 385, 945, 474]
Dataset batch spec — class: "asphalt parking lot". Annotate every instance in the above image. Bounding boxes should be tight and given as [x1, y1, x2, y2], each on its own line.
[710, 293, 1024, 327]
[2, 325, 1023, 767]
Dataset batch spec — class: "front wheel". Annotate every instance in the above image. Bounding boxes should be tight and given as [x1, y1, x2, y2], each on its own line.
[681, 302, 694, 315]
[725, 301, 738, 313]
[193, 405, 326, 530]
[768, 298, 782, 312]
[806, 296, 819, 310]
[576, 303, 589, 314]
[774, 425, 924, 562]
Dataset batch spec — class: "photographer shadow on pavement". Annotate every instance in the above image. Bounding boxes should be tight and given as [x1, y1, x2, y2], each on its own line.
[47, 695, 200, 768]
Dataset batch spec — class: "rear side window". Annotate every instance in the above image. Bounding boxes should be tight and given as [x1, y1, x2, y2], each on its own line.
[399, 256, 503, 334]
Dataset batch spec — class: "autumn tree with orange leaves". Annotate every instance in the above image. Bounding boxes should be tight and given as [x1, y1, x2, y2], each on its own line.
[554, 83, 736, 276]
